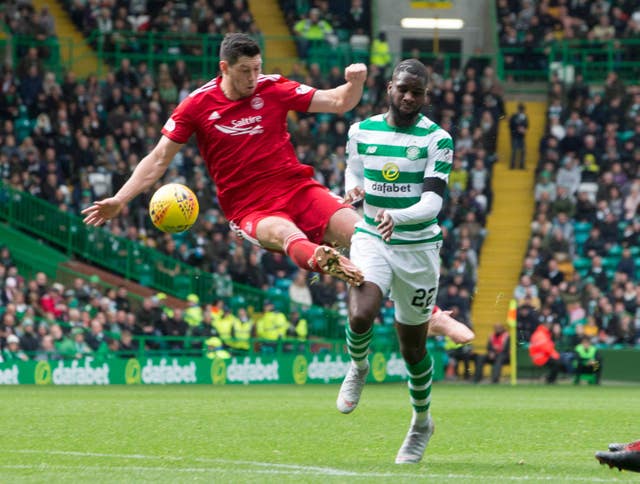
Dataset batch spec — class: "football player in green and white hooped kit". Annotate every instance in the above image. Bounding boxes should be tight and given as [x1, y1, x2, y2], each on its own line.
[336, 58, 454, 464]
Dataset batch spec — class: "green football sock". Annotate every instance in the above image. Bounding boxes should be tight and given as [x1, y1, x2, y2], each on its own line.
[406, 355, 432, 425]
[346, 325, 373, 369]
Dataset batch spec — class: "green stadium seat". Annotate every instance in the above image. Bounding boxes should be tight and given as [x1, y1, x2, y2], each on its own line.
[303, 306, 327, 335]
[617, 221, 629, 233]
[602, 256, 620, 271]
[573, 257, 592, 277]
[229, 295, 246, 311]
[573, 221, 592, 234]
[274, 278, 292, 291]
[607, 245, 622, 258]
[373, 324, 395, 350]
[574, 231, 590, 249]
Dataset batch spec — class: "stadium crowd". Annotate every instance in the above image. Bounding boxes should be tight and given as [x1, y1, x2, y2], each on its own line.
[0, 0, 503, 356]
[0, 245, 312, 361]
[515, 69, 640, 351]
[496, 0, 640, 79]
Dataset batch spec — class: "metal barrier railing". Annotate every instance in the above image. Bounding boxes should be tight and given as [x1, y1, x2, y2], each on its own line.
[5, 27, 640, 84]
[0, 182, 347, 338]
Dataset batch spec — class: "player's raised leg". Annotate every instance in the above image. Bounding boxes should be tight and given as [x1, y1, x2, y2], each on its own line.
[427, 306, 475, 344]
[322, 205, 367, 286]
[395, 322, 435, 464]
[251, 215, 363, 286]
[314, 246, 364, 288]
[336, 281, 383, 413]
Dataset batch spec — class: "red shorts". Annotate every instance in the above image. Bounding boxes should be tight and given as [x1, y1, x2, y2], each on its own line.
[231, 184, 352, 246]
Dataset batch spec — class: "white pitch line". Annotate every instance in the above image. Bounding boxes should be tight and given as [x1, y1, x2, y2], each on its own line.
[4, 450, 623, 482]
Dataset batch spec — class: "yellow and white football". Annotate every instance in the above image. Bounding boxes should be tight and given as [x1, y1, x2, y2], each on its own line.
[149, 183, 199, 233]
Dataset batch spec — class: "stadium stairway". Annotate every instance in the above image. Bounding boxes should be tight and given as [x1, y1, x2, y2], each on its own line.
[62, 260, 188, 310]
[1, 222, 188, 310]
[0, 223, 68, 279]
[247, 0, 299, 73]
[470, 100, 546, 353]
[31, 0, 106, 79]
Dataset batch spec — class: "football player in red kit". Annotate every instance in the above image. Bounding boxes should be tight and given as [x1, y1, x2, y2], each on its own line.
[83, 33, 365, 286]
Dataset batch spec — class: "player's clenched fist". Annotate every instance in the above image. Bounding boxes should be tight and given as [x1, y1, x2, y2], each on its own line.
[344, 64, 367, 84]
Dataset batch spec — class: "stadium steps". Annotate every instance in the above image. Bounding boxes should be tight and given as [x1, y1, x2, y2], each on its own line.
[31, 0, 106, 79]
[0, 222, 188, 309]
[470, 100, 546, 357]
[0, 222, 68, 278]
[61, 260, 188, 310]
[247, 0, 299, 73]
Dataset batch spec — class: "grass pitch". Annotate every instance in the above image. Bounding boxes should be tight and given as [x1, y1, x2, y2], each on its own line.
[0, 383, 638, 483]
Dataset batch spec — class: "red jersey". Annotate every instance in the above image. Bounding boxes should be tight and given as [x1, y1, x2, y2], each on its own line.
[161, 74, 317, 222]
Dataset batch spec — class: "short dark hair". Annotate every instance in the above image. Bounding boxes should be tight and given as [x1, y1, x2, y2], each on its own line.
[392, 59, 428, 81]
[219, 33, 261, 66]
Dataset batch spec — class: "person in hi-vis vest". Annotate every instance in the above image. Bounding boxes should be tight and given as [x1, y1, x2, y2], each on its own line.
[229, 307, 254, 352]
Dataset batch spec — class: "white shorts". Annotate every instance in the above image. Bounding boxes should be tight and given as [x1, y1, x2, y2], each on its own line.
[350, 231, 442, 325]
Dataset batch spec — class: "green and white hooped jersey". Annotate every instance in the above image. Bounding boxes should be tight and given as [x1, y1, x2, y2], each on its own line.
[346, 113, 453, 245]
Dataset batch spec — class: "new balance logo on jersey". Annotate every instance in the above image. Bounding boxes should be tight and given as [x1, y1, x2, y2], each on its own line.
[208, 111, 221, 121]
[213, 115, 264, 136]
[366, 146, 378, 154]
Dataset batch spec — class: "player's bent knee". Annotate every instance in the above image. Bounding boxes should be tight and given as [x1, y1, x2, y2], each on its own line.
[257, 217, 303, 248]
[349, 309, 377, 333]
[400, 347, 427, 366]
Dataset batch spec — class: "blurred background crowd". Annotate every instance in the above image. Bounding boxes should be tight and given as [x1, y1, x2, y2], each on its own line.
[0, 0, 639, 367]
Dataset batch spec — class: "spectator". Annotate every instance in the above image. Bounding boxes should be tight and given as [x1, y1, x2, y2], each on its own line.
[50, 324, 75, 359]
[85, 319, 108, 352]
[474, 323, 510, 383]
[444, 338, 475, 381]
[529, 319, 562, 384]
[255, 301, 289, 347]
[288, 270, 312, 310]
[573, 336, 602, 384]
[2, 334, 29, 361]
[517, 297, 540, 342]
[36, 335, 58, 361]
[509, 103, 528, 169]
[293, 8, 334, 59]
[370, 32, 391, 71]
[71, 327, 92, 359]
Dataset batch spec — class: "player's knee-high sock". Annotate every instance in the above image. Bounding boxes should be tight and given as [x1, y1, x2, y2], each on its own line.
[283, 233, 319, 271]
[346, 325, 373, 369]
[406, 355, 433, 426]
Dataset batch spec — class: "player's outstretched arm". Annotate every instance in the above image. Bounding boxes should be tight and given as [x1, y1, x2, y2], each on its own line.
[307, 63, 367, 114]
[82, 136, 183, 226]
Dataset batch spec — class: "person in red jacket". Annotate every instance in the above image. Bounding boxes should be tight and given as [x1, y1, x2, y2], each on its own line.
[528, 319, 563, 383]
[474, 323, 510, 383]
[596, 440, 640, 472]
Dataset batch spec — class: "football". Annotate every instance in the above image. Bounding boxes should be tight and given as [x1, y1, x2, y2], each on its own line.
[148, 183, 199, 233]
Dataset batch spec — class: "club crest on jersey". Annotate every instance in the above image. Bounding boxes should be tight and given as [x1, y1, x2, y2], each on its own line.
[382, 162, 400, 181]
[163, 118, 176, 132]
[406, 146, 420, 160]
[250, 96, 264, 110]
